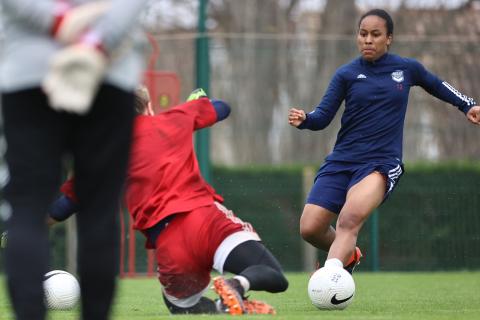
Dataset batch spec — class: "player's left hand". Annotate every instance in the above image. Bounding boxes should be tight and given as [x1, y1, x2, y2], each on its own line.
[466, 106, 480, 125]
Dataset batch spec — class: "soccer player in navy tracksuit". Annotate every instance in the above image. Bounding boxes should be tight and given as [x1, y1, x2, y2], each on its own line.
[288, 9, 480, 274]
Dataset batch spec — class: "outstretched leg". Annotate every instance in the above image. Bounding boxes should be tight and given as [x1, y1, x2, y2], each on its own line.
[327, 172, 385, 266]
[223, 240, 288, 293]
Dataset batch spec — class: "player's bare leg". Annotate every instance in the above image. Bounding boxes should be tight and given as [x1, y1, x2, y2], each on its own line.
[300, 204, 336, 251]
[327, 172, 385, 265]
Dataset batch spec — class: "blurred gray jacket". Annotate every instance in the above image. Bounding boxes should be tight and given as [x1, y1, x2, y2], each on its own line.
[0, 0, 148, 92]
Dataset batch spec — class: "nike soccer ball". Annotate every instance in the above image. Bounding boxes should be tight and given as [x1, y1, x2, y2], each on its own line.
[43, 270, 80, 310]
[308, 266, 355, 310]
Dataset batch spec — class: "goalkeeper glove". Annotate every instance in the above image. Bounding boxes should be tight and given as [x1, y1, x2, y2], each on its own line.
[42, 37, 107, 114]
[186, 88, 208, 102]
[52, 1, 111, 44]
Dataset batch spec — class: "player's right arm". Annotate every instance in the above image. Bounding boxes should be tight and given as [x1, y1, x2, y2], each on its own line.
[288, 108, 306, 127]
[289, 70, 346, 131]
[178, 97, 231, 131]
[211, 99, 231, 122]
[48, 194, 78, 225]
[185, 89, 231, 126]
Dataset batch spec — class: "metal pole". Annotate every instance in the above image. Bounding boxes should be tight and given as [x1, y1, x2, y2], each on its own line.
[195, 0, 211, 182]
[65, 216, 77, 275]
[302, 167, 318, 271]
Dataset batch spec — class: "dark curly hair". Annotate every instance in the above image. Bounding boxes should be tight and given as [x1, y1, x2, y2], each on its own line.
[358, 8, 394, 36]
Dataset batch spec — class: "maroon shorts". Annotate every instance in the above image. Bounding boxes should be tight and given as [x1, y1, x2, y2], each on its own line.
[154, 203, 259, 300]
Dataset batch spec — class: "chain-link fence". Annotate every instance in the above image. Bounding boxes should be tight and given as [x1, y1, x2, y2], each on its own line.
[140, 2, 480, 165]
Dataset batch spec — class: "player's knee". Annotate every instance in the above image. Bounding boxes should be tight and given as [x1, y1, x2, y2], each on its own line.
[242, 264, 289, 293]
[299, 223, 319, 243]
[258, 266, 289, 293]
[260, 270, 289, 293]
[336, 212, 363, 233]
[299, 207, 331, 243]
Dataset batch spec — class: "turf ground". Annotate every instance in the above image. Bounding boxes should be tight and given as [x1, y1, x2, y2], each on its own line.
[1, 271, 480, 319]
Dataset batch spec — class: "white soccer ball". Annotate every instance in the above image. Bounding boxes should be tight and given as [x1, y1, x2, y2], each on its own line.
[43, 270, 80, 310]
[308, 266, 355, 310]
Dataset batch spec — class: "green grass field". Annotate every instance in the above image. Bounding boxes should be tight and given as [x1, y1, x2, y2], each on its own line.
[1, 272, 480, 319]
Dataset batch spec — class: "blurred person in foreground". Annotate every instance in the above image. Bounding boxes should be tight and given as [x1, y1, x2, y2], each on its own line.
[43, 87, 289, 315]
[0, 1, 147, 319]
[288, 9, 480, 275]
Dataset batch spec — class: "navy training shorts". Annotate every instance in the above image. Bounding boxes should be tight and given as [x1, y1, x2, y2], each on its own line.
[306, 160, 404, 214]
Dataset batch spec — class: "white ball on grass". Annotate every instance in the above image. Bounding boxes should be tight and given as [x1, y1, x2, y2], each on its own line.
[43, 270, 80, 310]
[308, 266, 355, 310]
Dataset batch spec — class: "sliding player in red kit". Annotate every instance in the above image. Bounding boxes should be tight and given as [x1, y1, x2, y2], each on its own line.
[48, 88, 288, 315]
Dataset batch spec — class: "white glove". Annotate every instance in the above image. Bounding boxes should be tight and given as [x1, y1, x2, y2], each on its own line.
[54, 1, 111, 44]
[42, 44, 107, 114]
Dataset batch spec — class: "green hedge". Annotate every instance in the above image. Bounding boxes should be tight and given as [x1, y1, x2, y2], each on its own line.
[211, 163, 480, 271]
[211, 166, 305, 271]
[1, 163, 479, 273]
[370, 163, 480, 271]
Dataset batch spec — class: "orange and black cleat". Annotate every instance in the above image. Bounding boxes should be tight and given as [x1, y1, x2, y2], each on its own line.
[212, 276, 245, 315]
[344, 246, 363, 274]
[243, 299, 276, 315]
